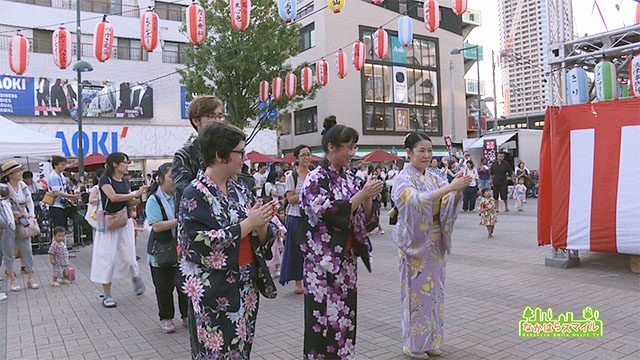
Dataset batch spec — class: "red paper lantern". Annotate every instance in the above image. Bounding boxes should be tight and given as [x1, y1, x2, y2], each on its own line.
[451, 0, 467, 16]
[373, 27, 389, 58]
[372, 0, 385, 4]
[353, 40, 366, 71]
[637, 3, 640, 25]
[94, 16, 115, 62]
[301, 66, 313, 93]
[272, 77, 283, 100]
[140, 8, 159, 52]
[186, 1, 206, 45]
[9, 32, 28, 75]
[52, 26, 72, 70]
[230, 0, 251, 32]
[423, 0, 441, 32]
[317, 59, 329, 87]
[285, 72, 297, 98]
[259, 80, 270, 102]
[335, 49, 348, 79]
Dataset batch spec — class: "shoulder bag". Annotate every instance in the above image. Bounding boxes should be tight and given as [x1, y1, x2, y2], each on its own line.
[99, 178, 128, 230]
[148, 193, 178, 267]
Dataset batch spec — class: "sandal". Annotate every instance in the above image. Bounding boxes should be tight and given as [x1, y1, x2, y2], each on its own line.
[10, 282, 21, 292]
[50, 281, 60, 287]
[101, 295, 117, 308]
[403, 349, 429, 359]
[427, 350, 442, 357]
[27, 281, 40, 290]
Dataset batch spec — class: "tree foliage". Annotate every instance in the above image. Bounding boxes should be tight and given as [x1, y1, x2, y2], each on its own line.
[180, 0, 316, 129]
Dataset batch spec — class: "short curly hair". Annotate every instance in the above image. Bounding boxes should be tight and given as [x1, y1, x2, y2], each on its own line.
[187, 96, 224, 130]
[199, 122, 246, 167]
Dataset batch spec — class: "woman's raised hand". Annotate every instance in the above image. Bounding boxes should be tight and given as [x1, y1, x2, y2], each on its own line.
[360, 179, 384, 200]
[449, 172, 472, 192]
[246, 200, 276, 230]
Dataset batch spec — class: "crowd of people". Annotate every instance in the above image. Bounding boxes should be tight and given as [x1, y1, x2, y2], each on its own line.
[0, 94, 540, 359]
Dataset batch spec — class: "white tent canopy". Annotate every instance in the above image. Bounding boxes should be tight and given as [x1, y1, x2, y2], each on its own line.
[0, 115, 62, 158]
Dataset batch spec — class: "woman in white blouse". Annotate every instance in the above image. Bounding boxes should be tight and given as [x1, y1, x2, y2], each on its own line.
[462, 160, 480, 212]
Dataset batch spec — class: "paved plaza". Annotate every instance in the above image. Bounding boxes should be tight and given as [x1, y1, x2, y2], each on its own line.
[1, 199, 639, 360]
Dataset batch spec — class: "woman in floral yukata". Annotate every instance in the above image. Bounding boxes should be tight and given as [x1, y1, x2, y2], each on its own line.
[299, 118, 384, 359]
[392, 132, 471, 359]
[178, 122, 278, 359]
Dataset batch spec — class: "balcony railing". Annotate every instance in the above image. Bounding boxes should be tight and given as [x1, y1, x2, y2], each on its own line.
[0, 35, 148, 62]
[8, 0, 140, 18]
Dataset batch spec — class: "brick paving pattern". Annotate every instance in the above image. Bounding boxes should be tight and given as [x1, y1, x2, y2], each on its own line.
[1, 199, 638, 359]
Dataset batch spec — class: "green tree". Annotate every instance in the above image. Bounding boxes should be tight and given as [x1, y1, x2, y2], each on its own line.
[180, 0, 316, 130]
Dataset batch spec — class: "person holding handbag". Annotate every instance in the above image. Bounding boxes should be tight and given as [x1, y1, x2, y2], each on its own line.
[1, 161, 39, 291]
[145, 163, 188, 333]
[1, 183, 15, 298]
[90, 152, 147, 308]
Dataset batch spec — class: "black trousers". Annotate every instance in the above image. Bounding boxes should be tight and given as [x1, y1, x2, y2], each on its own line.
[50, 207, 68, 230]
[463, 186, 478, 211]
[149, 264, 188, 321]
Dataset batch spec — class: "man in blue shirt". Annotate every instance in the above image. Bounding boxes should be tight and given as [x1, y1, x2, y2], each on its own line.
[47, 156, 80, 229]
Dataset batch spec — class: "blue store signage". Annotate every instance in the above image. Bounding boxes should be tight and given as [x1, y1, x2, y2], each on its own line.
[0, 75, 35, 115]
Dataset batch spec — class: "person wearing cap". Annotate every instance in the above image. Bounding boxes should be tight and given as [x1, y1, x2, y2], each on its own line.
[1, 160, 39, 291]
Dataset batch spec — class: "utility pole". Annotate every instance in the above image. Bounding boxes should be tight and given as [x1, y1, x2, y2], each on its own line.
[492, 50, 498, 131]
[449, 60, 456, 141]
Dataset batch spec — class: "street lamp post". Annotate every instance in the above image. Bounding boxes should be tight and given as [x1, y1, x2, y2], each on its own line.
[451, 45, 482, 136]
[73, 1, 93, 182]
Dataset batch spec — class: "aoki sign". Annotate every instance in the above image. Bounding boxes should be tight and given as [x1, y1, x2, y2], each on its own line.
[55, 130, 121, 157]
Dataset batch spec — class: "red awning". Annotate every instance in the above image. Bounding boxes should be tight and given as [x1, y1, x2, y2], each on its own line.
[246, 150, 278, 164]
[66, 153, 107, 172]
[361, 149, 403, 163]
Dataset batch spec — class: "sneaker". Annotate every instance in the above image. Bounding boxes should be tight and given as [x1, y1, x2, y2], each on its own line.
[101, 295, 117, 308]
[0, 292, 7, 301]
[160, 320, 176, 333]
[132, 276, 145, 296]
[427, 350, 442, 357]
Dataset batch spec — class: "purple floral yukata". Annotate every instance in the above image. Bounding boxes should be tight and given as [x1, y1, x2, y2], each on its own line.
[178, 171, 277, 360]
[391, 163, 462, 354]
[299, 160, 375, 359]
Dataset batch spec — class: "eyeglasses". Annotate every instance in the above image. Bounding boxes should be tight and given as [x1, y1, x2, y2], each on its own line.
[340, 145, 358, 154]
[230, 149, 246, 157]
[204, 113, 225, 120]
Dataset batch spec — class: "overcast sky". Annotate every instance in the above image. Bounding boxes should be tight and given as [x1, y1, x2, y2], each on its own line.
[463, 0, 638, 117]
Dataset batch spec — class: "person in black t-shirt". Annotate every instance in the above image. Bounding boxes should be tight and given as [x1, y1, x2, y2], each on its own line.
[89, 152, 147, 308]
[490, 152, 513, 212]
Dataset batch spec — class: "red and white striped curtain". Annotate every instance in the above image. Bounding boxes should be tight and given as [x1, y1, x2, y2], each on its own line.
[538, 99, 640, 254]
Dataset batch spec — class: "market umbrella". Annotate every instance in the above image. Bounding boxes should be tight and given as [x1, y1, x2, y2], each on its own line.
[361, 149, 403, 163]
[246, 150, 279, 164]
[66, 153, 107, 172]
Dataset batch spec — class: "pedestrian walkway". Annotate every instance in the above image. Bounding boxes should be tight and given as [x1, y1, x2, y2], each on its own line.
[1, 200, 638, 359]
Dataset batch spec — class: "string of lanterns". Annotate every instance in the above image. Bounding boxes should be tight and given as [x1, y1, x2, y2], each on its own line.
[256, 0, 464, 101]
[565, 55, 638, 104]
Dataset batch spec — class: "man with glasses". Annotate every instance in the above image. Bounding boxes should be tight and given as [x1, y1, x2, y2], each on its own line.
[171, 96, 225, 214]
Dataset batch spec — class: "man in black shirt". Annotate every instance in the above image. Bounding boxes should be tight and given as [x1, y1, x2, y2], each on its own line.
[171, 96, 225, 215]
[490, 152, 513, 212]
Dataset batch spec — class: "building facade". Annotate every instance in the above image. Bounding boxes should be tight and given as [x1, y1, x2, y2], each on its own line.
[0, 0, 196, 179]
[499, 0, 545, 118]
[279, 0, 476, 156]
